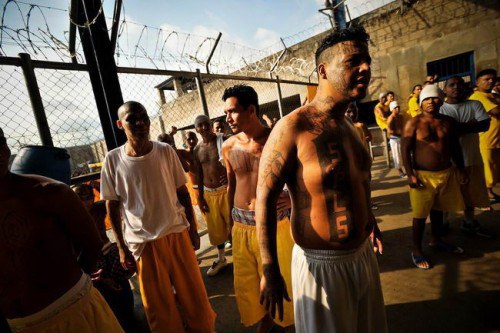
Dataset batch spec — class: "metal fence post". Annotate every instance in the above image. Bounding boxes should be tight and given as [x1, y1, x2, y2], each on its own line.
[156, 88, 166, 133]
[275, 75, 284, 118]
[18, 53, 54, 147]
[195, 69, 209, 117]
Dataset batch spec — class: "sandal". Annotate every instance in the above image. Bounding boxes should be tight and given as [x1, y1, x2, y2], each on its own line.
[411, 252, 431, 270]
[428, 242, 464, 254]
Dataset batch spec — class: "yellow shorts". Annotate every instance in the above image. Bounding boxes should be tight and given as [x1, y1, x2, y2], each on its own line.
[202, 186, 230, 246]
[7, 275, 123, 333]
[461, 165, 490, 208]
[232, 218, 295, 327]
[480, 147, 500, 187]
[409, 168, 464, 218]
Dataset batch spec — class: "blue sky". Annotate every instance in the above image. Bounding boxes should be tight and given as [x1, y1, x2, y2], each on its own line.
[1, 0, 394, 57]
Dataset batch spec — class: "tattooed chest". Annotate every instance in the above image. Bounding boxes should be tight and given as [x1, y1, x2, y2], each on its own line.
[198, 145, 219, 164]
[229, 148, 260, 173]
[311, 131, 357, 242]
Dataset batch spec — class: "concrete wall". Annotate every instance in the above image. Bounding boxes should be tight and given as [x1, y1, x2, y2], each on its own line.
[359, 0, 499, 107]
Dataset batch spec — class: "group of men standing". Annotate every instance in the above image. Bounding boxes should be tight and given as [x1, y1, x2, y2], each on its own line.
[97, 25, 388, 333]
[3, 23, 497, 333]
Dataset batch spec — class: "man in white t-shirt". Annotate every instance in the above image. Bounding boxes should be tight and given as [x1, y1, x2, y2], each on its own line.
[100, 101, 216, 333]
[440, 77, 494, 238]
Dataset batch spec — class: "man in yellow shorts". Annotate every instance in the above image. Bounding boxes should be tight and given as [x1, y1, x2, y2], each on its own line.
[469, 69, 500, 202]
[402, 85, 469, 269]
[441, 76, 494, 238]
[221, 85, 295, 332]
[0, 128, 123, 333]
[374, 92, 390, 131]
[194, 114, 232, 276]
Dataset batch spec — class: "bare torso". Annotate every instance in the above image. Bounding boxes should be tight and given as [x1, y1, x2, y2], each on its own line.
[196, 136, 227, 188]
[225, 129, 270, 210]
[388, 114, 404, 137]
[285, 106, 373, 250]
[0, 175, 83, 318]
[410, 114, 454, 171]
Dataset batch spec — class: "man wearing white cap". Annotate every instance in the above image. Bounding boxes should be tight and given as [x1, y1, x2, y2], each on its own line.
[387, 101, 405, 177]
[374, 92, 390, 130]
[402, 85, 468, 269]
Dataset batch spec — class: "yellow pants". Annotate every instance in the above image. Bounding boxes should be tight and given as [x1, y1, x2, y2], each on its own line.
[136, 230, 216, 333]
[186, 180, 199, 206]
[7, 275, 123, 333]
[480, 147, 500, 188]
[202, 186, 230, 246]
[409, 168, 464, 218]
[461, 165, 490, 208]
[232, 218, 295, 327]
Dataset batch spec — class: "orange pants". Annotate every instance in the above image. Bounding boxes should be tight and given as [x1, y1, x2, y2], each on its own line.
[136, 230, 216, 333]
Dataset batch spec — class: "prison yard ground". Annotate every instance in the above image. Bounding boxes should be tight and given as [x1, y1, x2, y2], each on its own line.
[127, 156, 500, 333]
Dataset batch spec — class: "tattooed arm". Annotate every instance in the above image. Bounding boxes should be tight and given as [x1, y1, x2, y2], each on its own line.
[256, 117, 295, 321]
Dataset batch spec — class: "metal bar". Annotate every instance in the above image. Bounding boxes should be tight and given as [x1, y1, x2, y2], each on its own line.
[0, 56, 21, 66]
[18, 53, 54, 147]
[269, 38, 287, 77]
[195, 69, 209, 117]
[205, 32, 222, 74]
[68, 0, 78, 64]
[0, 56, 318, 87]
[77, 0, 126, 149]
[275, 75, 284, 118]
[110, 0, 122, 55]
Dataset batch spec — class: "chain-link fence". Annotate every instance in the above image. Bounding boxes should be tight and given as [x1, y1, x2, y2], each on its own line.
[0, 54, 316, 181]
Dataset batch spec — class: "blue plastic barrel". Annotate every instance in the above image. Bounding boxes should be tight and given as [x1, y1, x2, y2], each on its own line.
[10, 145, 71, 185]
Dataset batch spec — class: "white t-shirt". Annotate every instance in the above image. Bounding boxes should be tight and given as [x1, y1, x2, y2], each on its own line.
[100, 141, 189, 259]
[440, 100, 489, 166]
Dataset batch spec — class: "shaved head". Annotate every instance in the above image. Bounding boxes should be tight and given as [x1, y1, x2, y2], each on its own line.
[118, 101, 147, 120]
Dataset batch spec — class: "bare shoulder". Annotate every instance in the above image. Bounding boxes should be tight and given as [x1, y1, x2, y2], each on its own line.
[278, 104, 323, 135]
[221, 133, 239, 150]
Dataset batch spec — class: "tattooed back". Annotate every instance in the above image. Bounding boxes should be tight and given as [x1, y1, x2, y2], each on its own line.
[0, 174, 97, 318]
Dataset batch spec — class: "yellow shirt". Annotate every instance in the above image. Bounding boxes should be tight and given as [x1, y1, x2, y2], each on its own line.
[374, 102, 389, 130]
[408, 95, 421, 117]
[469, 91, 499, 149]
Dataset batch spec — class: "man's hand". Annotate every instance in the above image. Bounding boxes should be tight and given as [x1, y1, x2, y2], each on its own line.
[118, 246, 137, 273]
[277, 190, 291, 211]
[458, 169, 470, 185]
[408, 174, 424, 188]
[370, 223, 383, 254]
[169, 126, 178, 136]
[260, 265, 291, 321]
[199, 197, 210, 214]
[189, 228, 200, 250]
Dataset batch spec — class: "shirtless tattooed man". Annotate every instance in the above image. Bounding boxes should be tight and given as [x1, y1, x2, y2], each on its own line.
[256, 27, 387, 333]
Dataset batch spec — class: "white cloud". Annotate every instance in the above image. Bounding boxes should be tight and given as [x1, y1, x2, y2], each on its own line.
[253, 27, 280, 49]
